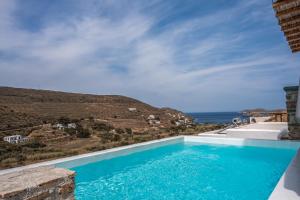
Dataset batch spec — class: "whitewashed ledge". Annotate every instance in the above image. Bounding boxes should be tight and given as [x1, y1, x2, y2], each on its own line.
[269, 149, 300, 200]
[0, 166, 75, 200]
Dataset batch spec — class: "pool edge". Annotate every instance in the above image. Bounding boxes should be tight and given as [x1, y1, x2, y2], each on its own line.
[269, 149, 300, 200]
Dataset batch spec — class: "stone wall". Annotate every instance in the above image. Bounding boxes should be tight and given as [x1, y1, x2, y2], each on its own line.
[284, 86, 300, 139]
[0, 167, 75, 200]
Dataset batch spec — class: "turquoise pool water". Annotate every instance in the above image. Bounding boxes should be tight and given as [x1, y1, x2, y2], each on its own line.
[71, 143, 296, 200]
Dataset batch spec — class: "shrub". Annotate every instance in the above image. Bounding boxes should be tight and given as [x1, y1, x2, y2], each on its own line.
[58, 117, 71, 125]
[120, 141, 130, 146]
[65, 128, 77, 136]
[16, 154, 26, 162]
[113, 134, 122, 141]
[100, 132, 113, 142]
[115, 128, 124, 134]
[125, 128, 132, 135]
[22, 140, 46, 148]
[93, 123, 113, 132]
[76, 128, 90, 138]
[88, 116, 94, 121]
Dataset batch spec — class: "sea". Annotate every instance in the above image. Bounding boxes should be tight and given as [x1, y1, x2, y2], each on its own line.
[186, 112, 248, 124]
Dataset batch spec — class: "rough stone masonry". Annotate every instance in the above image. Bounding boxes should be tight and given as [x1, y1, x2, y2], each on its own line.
[284, 86, 300, 139]
[0, 167, 75, 200]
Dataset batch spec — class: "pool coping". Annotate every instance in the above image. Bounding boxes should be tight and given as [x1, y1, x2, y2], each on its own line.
[269, 149, 300, 200]
[1, 135, 300, 199]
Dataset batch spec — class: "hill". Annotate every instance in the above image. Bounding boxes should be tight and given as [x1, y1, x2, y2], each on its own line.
[0, 87, 189, 132]
[0, 87, 225, 169]
[241, 108, 286, 116]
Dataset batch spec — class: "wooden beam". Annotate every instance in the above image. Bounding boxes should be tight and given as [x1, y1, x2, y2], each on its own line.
[279, 13, 300, 24]
[284, 27, 300, 37]
[273, 0, 300, 12]
[291, 47, 300, 52]
[286, 32, 300, 41]
[284, 29, 300, 37]
[276, 7, 300, 20]
[284, 27, 300, 35]
[281, 20, 300, 31]
[290, 43, 300, 49]
[276, 4, 300, 17]
[288, 38, 300, 45]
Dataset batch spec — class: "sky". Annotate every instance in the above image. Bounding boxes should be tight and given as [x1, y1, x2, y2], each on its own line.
[0, 0, 299, 112]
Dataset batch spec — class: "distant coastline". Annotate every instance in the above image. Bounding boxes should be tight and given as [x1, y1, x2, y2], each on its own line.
[186, 112, 247, 124]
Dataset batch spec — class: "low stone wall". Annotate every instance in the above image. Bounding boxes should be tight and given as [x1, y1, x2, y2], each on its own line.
[284, 86, 300, 139]
[0, 167, 75, 200]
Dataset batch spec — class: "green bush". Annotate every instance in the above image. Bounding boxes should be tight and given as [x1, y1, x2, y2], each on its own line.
[65, 128, 77, 135]
[76, 128, 90, 138]
[125, 128, 132, 135]
[100, 132, 113, 142]
[113, 134, 122, 141]
[115, 128, 124, 134]
[93, 123, 113, 132]
[57, 117, 71, 125]
[22, 140, 46, 148]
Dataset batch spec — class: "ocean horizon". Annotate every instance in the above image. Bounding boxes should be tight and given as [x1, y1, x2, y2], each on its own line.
[186, 112, 248, 124]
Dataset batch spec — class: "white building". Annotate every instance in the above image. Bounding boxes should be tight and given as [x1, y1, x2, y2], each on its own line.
[147, 115, 155, 120]
[3, 135, 28, 144]
[67, 123, 77, 129]
[54, 123, 77, 130]
[54, 123, 65, 130]
[128, 108, 137, 112]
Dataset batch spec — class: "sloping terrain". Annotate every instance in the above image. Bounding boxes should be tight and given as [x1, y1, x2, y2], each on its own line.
[0, 87, 226, 169]
[0, 87, 187, 131]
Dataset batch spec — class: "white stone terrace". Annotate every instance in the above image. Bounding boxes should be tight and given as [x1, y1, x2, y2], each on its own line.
[199, 122, 288, 140]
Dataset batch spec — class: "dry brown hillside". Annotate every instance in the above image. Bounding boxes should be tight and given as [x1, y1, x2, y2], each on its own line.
[0, 87, 227, 169]
[0, 87, 189, 132]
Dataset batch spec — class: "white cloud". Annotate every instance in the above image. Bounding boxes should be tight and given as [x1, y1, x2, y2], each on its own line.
[0, 0, 299, 111]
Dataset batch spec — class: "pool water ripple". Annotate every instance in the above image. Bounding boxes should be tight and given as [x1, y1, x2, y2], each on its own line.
[72, 143, 295, 200]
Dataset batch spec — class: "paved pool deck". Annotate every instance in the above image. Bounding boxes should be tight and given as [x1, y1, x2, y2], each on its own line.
[199, 122, 288, 140]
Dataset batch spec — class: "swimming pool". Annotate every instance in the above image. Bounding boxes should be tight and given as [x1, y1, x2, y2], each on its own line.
[59, 137, 299, 200]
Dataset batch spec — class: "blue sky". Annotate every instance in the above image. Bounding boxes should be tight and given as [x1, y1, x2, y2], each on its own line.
[0, 0, 299, 112]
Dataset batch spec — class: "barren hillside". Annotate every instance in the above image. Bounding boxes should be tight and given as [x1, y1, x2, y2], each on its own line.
[0, 87, 188, 132]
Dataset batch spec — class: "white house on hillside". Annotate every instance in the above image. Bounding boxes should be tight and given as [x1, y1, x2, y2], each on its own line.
[3, 135, 28, 144]
[67, 123, 77, 129]
[128, 108, 137, 112]
[54, 123, 77, 130]
[54, 123, 65, 130]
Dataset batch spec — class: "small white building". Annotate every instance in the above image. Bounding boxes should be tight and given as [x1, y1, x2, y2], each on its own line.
[67, 123, 77, 129]
[3, 135, 28, 144]
[154, 120, 161, 125]
[54, 123, 65, 130]
[147, 115, 161, 126]
[54, 123, 77, 130]
[147, 115, 155, 120]
[128, 108, 137, 112]
[175, 121, 181, 126]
